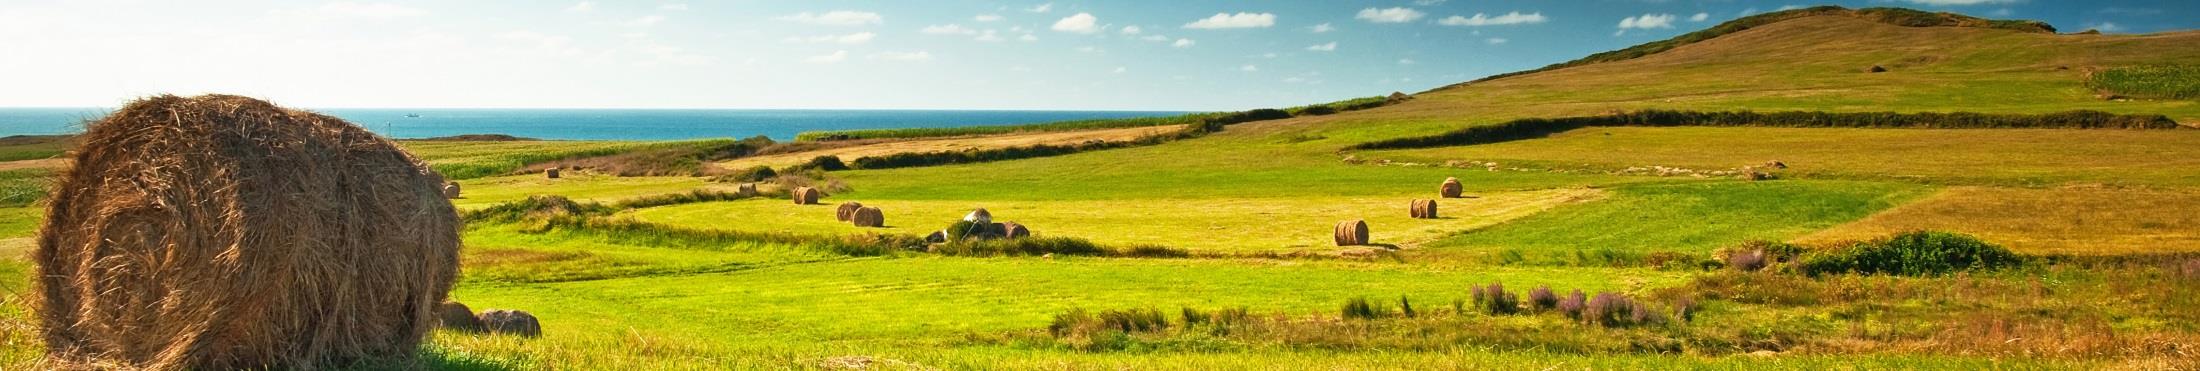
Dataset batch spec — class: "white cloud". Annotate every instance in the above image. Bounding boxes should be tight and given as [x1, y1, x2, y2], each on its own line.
[784, 32, 875, 44]
[1397, 58, 1417, 65]
[1052, 13, 1099, 34]
[1414, 0, 1448, 5]
[563, 1, 595, 13]
[659, 3, 688, 11]
[1026, 3, 1053, 13]
[1356, 7, 1424, 23]
[1988, 8, 2014, 17]
[623, 15, 666, 27]
[869, 51, 932, 61]
[922, 24, 978, 35]
[1689, 13, 1710, 22]
[975, 14, 1003, 22]
[1311, 23, 1335, 33]
[2086, 22, 2124, 33]
[1899, 0, 2018, 5]
[1184, 12, 1276, 29]
[1617, 13, 1676, 29]
[778, 11, 883, 26]
[1140, 34, 1170, 42]
[805, 50, 848, 63]
[1113, 66, 1126, 73]
[1306, 42, 1336, 51]
[1485, 37, 1507, 45]
[1018, 33, 1039, 42]
[1172, 38, 1195, 48]
[1283, 76, 1306, 83]
[1120, 25, 1143, 35]
[306, 2, 428, 19]
[1075, 46, 1103, 53]
[976, 30, 1004, 42]
[1240, 64, 1258, 72]
[1436, 12, 1547, 27]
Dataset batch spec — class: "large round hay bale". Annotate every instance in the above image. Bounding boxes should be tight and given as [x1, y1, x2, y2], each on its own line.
[925, 230, 948, 243]
[546, 166, 561, 179]
[443, 182, 462, 199]
[835, 202, 864, 221]
[737, 182, 759, 197]
[964, 208, 993, 224]
[478, 309, 542, 337]
[792, 186, 821, 205]
[1001, 222, 1031, 239]
[851, 207, 885, 227]
[36, 94, 460, 369]
[985, 222, 1009, 238]
[437, 301, 483, 332]
[1440, 177, 1464, 198]
[1334, 220, 1369, 246]
[1410, 199, 1438, 219]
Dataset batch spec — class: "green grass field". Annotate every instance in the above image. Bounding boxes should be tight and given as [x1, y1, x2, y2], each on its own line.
[5, 8, 2200, 369]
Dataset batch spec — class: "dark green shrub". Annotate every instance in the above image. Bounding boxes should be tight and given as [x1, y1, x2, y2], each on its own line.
[784, 155, 849, 172]
[1347, 110, 2180, 150]
[716, 165, 777, 183]
[1527, 286, 1559, 312]
[1799, 231, 2026, 276]
[1341, 297, 1389, 320]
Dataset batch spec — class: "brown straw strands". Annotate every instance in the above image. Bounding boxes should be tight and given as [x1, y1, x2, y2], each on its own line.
[36, 94, 460, 369]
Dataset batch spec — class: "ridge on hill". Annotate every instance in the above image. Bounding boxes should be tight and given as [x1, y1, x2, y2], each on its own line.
[1437, 6, 2057, 90]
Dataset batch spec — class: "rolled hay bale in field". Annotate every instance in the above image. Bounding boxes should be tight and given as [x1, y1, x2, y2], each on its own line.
[737, 182, 759, 197]
[1867, 65, 1888, 73]
[926, 230, 948, 243]
[478, 309, 542, 337]
[1740, 167, 1771, 181]
[546, 166, 561, 179]
[792, 186, 822, 205]
[851, 207, 885, 228]
[1764, 160, 1788, 169]
[1409, 199, 1439, 219]
[36, 94, 460, 369]
[835, 202, 865, 221]
[1334, 220, 1370, 246]
[437, 301, 484, 332]
[1001, 221, 1031, 239]
[964, 208, 993, 224]
[1440, 177, 1464, 198]
[985, 222, 1009, 238]
[444, 182, 462, 199]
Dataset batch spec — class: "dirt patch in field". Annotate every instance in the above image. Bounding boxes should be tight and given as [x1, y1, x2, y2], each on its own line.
[1796, 186, 2200, 254]
[717, 125, 1184, 170]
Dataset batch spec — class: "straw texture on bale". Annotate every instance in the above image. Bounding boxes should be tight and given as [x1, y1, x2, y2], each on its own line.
[792, 187, 821, 205]
[1334, 220, 1369, 246]
[479, 309, 542, 337]
[437, 301, 483, 332]
[1440, 177, 1464, 198]
[835, 202, 864, 221]
[1409, 199, 1438, 219]
[851, 207, 885, 227]
[36, 94, 460, 370]
[443, 182, 462, 199]
[546, 167, 561, 179]
[1001, 222, 1030, 239]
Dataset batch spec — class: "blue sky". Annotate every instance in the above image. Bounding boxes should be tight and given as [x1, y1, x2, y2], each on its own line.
[0, 0, 2191, 110]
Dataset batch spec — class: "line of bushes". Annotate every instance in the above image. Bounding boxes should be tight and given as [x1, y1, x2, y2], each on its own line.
[1443, 6, 2052, 88]
[796, 95, 1384, 142]
[1714, 231, 2027, 277]
[1346, 109, 2181, 150]
[843, 109, 1287, 170]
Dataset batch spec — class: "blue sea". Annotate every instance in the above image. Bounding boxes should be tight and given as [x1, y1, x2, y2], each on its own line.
[0, 108, 1191, 141]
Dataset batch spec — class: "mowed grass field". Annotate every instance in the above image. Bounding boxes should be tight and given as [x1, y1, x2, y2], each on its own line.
[2, 11, 2200, 370]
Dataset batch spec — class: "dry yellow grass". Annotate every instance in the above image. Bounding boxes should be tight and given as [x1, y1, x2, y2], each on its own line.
[716, 125, 1184, 170]
[1797, 186, 2200, 254]
[0, 159, 64, 171]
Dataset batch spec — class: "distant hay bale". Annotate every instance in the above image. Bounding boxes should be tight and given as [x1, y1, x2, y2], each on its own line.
[546, 166, 561, 179]
[437, 301, 483, 332]
[478, 309, 542, 337]
[835, 202, 865, 221]
[443, 182, 462, 199]
[1740, 167, 1771, 181]
[1334, 220, 1369, 246]
[792, 186, 821, 205]
[985, 222, 1009, 238]
[964, 208, 993, 224]
[851, 206, 885, 227]
[1386, 91, 1411, 103]
[925, 230, 948, 243]
[1409, 199, 1438, 219]
[36, 94, 459, 369]
[737, 182, 759, 197]
[1867, 65, 1888, 73]
[1001, 221, 1031, 239]
[1440, 177, 1464, 198]
[1765, 160, 1788, 169]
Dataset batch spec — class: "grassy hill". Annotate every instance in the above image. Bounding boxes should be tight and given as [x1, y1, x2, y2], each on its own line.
[3, 6, 2198, 369]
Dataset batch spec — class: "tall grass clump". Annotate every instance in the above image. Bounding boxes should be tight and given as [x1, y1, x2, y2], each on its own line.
[0, 169, 51, 207]
[1527, 286, 1560, 312]
[1471, 282, 1521, 315]
[1800, 231, 2025, 276]
[1340, 297, 1390, 320]
[2089, 64, 2200, 100]
[1348, 109, 2180, 150]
